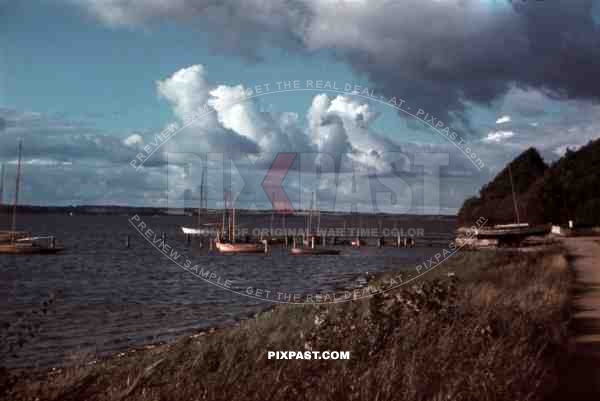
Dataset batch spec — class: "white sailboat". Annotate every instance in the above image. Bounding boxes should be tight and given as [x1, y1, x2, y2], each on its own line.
[181, 167, 214, 235]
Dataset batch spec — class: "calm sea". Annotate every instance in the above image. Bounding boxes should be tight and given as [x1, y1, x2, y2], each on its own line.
[0, 213, 455, 369]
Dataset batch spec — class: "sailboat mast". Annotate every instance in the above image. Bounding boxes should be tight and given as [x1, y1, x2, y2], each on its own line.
[508, 164, 520, 225]
[309, 192, 314, 235]
[0, 164, 4, 230]
[11, 140, 23, 238]
[316, 191, 320, 233]
[0, 163, 5, 206]
[198, 167, 205, 226]
[232, 205, 236, 244]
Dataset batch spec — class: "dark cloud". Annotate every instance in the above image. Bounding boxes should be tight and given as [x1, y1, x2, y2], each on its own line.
[76, 0, 600, 133]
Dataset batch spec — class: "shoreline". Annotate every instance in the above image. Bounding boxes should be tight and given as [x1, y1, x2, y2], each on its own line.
[1, 246, 573, 401]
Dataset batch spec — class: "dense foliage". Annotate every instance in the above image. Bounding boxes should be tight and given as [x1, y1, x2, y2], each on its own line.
[458, 147, 547, 225]
[459, 138, 600, 226]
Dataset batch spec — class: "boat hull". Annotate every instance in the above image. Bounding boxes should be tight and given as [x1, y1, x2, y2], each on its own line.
[215, 242, 265, 254]
[0, 244, 64, 254]
[181, 226, 204, 235]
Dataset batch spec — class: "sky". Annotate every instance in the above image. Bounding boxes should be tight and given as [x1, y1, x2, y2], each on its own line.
[1, 0, 600, 214]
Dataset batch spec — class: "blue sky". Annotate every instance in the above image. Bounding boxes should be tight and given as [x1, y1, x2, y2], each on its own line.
[2, 0, 600, 213]
[2, 1, 381, 132]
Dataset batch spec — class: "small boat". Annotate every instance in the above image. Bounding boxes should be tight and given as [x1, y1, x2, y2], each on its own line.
[0, 233, 63, 254]
[455, 164, 549, 250]
[213, 195, 267, 254]
[215, 241, 265, 254]
[289, 193, 339, 255]
[0, 140, 63, 255]
[289, 247, 340, 256]
[181, 224, 214, 235]
[181, 167, 210, 236]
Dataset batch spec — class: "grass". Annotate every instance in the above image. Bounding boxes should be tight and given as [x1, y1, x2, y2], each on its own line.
[1, 249, 572, 401]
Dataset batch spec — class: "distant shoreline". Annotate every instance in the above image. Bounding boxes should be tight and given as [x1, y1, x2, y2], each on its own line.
[0, 204, 458, 218]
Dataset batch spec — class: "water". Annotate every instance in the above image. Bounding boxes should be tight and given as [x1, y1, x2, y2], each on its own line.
[0, 213, 455, 369]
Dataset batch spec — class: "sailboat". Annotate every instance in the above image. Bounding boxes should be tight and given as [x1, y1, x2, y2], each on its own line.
[214, 194, 266, 254]
[0, 140, 64, 254]
[455, 163, 547, 248]
[181, 167, 215, 235]
[289, 191, 340, 256]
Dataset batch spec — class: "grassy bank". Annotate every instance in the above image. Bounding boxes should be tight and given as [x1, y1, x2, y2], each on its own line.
[1, 249, 571, 401]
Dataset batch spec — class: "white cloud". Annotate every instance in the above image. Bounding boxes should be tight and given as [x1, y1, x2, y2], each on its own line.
[495, 115, 511, 124]
[553, 144, 582, 156]
[484, 130, 515, 143]
[123, 133, 144, 146]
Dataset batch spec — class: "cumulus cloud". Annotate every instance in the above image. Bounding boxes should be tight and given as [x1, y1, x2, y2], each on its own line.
[154, 64, 492, 213]
[10, 60, 600, 213]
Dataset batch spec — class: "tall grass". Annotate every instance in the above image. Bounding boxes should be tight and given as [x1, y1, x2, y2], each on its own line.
[2, 250, 571, 401]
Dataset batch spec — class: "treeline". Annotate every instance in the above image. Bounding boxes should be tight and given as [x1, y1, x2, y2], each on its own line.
[458, 138, 600, 226]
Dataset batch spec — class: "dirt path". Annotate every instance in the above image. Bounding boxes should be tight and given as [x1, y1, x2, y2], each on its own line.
[550, 237, 600, 400]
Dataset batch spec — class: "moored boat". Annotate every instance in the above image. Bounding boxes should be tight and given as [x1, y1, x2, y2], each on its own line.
[181, 224, 215, 235]
[0, 242, 64, 254]
[181, 167, 210, 236]
[0, 140, 64, 255]
[215, 241, 265, 254]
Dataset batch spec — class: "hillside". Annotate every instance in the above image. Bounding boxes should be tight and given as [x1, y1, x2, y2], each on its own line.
[458, 147, 548, 225]
[458, 138, 600, 226]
